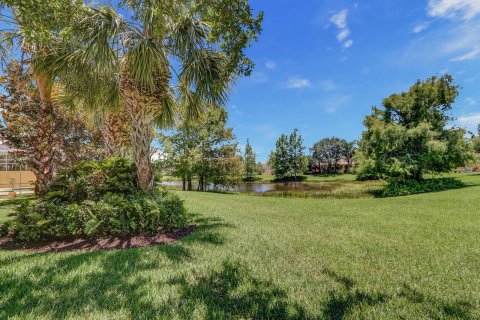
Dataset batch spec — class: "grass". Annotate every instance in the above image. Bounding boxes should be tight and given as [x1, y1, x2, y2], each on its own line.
[1, 174, 479, 318]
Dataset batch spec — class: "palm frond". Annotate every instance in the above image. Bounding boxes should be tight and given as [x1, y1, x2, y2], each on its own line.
[126, 36, 169, 94]
[35, 6, 128, 111]
[153, 87, 177, 129]
[168, 15, 208, 58]
[179, 48, 231, 106]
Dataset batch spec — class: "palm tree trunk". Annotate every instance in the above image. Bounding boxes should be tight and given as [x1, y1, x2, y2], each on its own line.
[129, 105, 155, 192]
[120, 68, 170, 193]
[103, 111, 131, 158]
[34, 73, 54, 196]
[121, 85, 159, 192]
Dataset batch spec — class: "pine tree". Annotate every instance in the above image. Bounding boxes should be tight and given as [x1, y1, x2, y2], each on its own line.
[288, 129, 306, 180]
[244, 139, 257, 181]
[270, 129, 306, 180]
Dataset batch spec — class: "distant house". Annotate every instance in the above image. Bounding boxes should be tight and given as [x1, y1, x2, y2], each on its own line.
[310, 158, 353, 174]
[0, 144, 36, 189]
[259, 162, 272, 175]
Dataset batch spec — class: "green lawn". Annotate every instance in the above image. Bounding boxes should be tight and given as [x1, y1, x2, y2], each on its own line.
[1, 174, 479, 319]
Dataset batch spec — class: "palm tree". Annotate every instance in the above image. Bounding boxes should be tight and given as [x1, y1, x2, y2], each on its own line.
[47, 1, 262, 192]
[0, 0, 82, 195]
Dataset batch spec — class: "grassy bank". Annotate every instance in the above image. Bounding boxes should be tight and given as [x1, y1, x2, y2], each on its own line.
[1, 174, 479, 318]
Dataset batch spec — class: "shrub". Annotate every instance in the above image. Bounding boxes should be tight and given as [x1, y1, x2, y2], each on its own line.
[377, 178, 464, 197]
[45, 158, 136, 203]
[8, 191, 188, 241]
[0, 221, 10, 237]
[6, 158, 189, 241]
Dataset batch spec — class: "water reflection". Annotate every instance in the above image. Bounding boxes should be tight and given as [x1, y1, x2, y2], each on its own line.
[158, 181, 325, 193]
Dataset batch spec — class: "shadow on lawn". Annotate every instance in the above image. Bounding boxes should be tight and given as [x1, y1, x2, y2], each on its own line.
[0, 213, 475, 319]
[321, 268, 474, 319]
[1, 214, 304, 319]
[167, 260, 309, 319]
[0, 212, 309, 318]
[1, 256, 309, 318]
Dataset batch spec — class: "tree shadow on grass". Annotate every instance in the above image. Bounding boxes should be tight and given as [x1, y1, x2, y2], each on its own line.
[0, 252, 310, 319]
[321, 268, 388, 319]
[168, 260, 310, 319]
[398, 283, 474, 319]
[0, 214, 243, 318]
[321, 268, 475, 320]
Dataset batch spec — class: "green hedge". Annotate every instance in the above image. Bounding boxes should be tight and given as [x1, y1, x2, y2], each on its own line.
[377, 178, 465, 197]
[2, 158, 188, 241]
[8, 191, 187, 241]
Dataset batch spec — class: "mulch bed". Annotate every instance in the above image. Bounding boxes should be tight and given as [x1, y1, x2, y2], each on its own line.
[0, 225, 196, 253]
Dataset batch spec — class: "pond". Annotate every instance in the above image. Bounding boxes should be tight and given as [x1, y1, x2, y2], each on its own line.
[158, 180, 326, 193]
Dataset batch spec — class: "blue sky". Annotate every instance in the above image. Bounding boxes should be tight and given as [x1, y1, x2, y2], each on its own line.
[228, 0, 480, 161]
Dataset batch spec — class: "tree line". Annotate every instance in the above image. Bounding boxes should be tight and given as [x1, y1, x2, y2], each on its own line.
[1, 0, 476, 194]
[266, 75, 477, 182]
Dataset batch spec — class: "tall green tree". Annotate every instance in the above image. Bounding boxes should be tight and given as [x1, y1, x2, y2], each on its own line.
[43, 0, 262, 192]
[471, 124, 480, 154]
[0, 59, 104, 194]
[342, 140, 357, 174]
[243, 139, 256, 181]
[310, 137, 357, 174]
[288, 129, 306, 180]
[356, 75, 473, 181]
[269, 129, 306, 180]
[162, 106, 243, 191]
[269, 134, 289, 180]
[0, 0, 84, 194]
[311, 137, 345, 174]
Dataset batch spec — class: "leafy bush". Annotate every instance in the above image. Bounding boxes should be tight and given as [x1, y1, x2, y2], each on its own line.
[8, 191, 188, 241]
[6, 158, 189, 241]
[377, 178, 465, 197]
[0, 221, 10, 237]
[45, 157, 136, 203]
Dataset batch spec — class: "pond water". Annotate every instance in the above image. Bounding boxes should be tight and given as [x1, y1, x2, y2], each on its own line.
[158, 180, 325, 193]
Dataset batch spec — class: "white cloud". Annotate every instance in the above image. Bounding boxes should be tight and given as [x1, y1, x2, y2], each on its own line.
[286, 77, 311, 89]
[413, 21, 430, 33]
[343, 39, 354, 48]
[457, 113, 480, 131]
[265, 61, 277, 69]
[400, 21, 480, 64]
[330, 9, 348, 29]
[466, 97, 477, 105]
[428, 0, 480, 20]
[330, 9, 353, 50]
[451, 47, 480, 61]
[337, 29, 351, 42]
